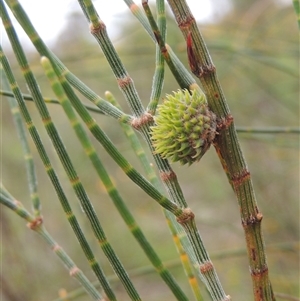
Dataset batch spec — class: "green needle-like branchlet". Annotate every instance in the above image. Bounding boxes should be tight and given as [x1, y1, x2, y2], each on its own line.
[142, 0, 186, 90]
[0, 187, 103, 301]
[2, 90, 299, 134]
[147, 0, 166, 115]
[0, 6, 117, 300]
[106, 90, 204, 300]
[51, 64, 183, 218]
[124, 0, 196, 91]
[77, 1, 228, 298]
[42, 57, 189, 301]
[1, 66, 40, 217]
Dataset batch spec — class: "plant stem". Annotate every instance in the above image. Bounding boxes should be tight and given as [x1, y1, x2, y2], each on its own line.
[166, 0, 275, 299]
[0, 187, 104, 301]
[1, 66, 40, 217]
[2, 89, 298, 134]
[42, 57, 189, 301]
[106, 91, 204, 301]
[147, 0, 165, 115]
[78, 1, 229, 299]
[0, 7, 117, 300]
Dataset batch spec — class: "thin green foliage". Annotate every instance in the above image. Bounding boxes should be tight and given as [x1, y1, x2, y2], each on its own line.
[42, 56, 189, 301]
[78, 1, 228, 299]
[0, 185, 103, 301]
[1, 88, 299, 134]
[0, 6, 117, 300]
[0, 66, 40, 217]
[106, 90, 203, 301]
[1, 89, 298, 135]
[1, 0, 298, 300]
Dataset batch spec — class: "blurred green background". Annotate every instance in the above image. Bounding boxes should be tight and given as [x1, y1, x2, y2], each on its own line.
[1, 0, 299, 300]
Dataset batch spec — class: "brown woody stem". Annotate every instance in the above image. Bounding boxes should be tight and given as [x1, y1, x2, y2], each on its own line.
[166, 0, 275, 300]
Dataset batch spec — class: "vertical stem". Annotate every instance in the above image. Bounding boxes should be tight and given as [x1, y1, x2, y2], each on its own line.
[78, 1, 229, 299]
[1, 65, 40, 217]
[106, 91, 204, 301]
[0, 34, 118, 301]
[147, 0, 165, 115]
[166, 0, 275, 299]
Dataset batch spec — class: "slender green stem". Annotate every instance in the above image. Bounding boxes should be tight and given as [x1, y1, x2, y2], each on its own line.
[5, 0, 131, 124]
[2, 88, 298, 134]
[3, 92, 298, 136]
[106, 91, 203, 301]
[235, 126, 300, 134]
[52, 62, 183, 217]
[0, 89, 105, 114]
[146, 0, 165, 114]
[166, 0, 275, 300]
[43, 57, 189, 301]
[123, 0, 155, 40]
[77, 2, 229, 299]
[1, 66, 40, 217]
[123, 0, 196, 90]
[142, 0, 189, 90]
[0, 188, 103, 301]
[0, 7, 117, 300]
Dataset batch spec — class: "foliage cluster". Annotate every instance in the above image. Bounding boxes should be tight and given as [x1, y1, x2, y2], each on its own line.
[1, 1, 299, 300]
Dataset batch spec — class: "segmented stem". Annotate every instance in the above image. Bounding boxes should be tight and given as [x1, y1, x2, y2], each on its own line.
[2, 88, 298, 134]
[43, 57, 189, 301]
[106, 90, 203, 300]
[1, 65, 40, 217]
[0, 187, 103, 301]
[0, 5, 117, 300]
[166, 0, 275, 299]
[123, 0, 196, 90]
[77, 1, 228, 299]
[147, 0, 165, 115]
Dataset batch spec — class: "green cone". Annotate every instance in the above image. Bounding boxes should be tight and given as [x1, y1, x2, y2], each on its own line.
[151, 89, 217, 165]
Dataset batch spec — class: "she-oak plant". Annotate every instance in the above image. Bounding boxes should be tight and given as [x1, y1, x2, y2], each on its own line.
[1, 0, 289, 300]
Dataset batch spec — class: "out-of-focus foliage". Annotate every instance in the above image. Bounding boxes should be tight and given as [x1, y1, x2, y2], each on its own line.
[1, 1, 299, 300]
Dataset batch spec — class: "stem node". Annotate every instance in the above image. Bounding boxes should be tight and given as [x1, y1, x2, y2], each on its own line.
[27, 216, 43, 230]
[176, 207, 194, 225]
[89, 21, 105, 34]
[131, 112, 154, 129]
[199, 261, 213, 274]
[159, 170, 177, 182]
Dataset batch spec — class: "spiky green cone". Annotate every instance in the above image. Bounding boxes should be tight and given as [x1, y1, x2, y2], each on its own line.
[151, 89, 217, 165]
